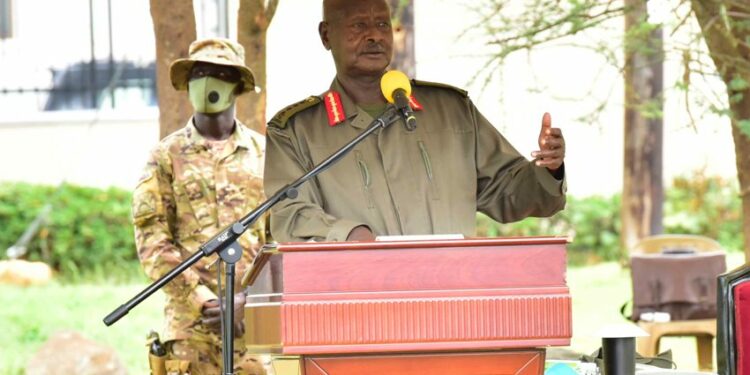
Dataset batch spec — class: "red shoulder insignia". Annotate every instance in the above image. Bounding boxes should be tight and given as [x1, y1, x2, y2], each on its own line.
[323, 90, 346, 126]
[408, 95, 423, 111]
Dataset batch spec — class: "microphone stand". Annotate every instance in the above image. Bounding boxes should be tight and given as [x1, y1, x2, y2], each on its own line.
[103, 106, 402, 374]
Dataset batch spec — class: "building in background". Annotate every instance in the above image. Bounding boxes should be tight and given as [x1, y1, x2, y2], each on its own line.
[0, 0, 738, 196]
[0, 0, 235, 115]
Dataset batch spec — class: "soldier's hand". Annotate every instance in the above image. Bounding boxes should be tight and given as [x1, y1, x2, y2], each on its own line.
[201, 298, 221, 331]
[233, 292, 246, 337]
[531, 112, 565, 172]
[201, 292, 246, 337]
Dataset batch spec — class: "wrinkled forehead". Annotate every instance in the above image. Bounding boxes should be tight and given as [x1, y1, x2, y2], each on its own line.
[323, 0, 391, 23]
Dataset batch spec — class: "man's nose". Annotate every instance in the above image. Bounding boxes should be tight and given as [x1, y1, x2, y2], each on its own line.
[364, 24, 387, 42]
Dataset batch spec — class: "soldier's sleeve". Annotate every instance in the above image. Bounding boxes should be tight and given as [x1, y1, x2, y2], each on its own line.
[133, 150, 217, 314]
[470, 99, 567, 222]
[265, 102, 368, 242]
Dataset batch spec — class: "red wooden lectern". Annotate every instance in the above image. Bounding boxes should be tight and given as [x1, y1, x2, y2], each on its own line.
[243, 236, 571, 375]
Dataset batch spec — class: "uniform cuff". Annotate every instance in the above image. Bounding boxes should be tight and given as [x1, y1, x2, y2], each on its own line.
[326, 220, 370, 242]
[534, 163, 567, 197]
[192, 284, 218, 312]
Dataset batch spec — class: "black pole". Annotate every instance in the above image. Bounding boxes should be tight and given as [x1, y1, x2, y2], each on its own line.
[224, 263, 234, 373]
[105, 106, 402, 372]
[88, 0, 97, 109]
[107, 0, 115, 108]
[602, 337, 636, 375]
[218, 240, 241, 373]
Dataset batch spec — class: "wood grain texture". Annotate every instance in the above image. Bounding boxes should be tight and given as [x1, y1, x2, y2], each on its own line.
[281, 239, 567, 294]
[281, 294, 571, 354]
[246, 238, 572, 355]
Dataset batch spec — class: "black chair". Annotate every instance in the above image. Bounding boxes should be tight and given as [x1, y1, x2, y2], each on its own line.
[717, 263, 750, 375]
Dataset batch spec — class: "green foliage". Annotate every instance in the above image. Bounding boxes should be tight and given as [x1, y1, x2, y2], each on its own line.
[477, 173, 742, 264]
[0, 182, 139, 281]
[637, 97, 665, 119]
[477, 194, 621, 264]
[738, 119, 750, 138]
[624, 20, 662, 57]
[468, 0, 626, 88]
[664, 171, 743, 251]
[0, 175, 743, 277]
[729, 76, 750, 91]
[472, 0, 750, 137]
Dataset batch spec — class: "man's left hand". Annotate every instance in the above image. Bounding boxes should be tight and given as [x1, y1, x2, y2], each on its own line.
[531, 112, 565, 172]
[201, 292, 246, 337]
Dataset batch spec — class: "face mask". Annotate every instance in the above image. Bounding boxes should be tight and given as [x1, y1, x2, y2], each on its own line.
[188, 77, 238, 114]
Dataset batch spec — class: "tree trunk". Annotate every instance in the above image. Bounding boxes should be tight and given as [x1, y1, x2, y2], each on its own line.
[691, 0, 750, 260]
[622, 0, 664, 257]
[730, 99, 750, 261]
[150, 0, 196, 140]
[237, 0, 278, 134]
[389, 0, 415, 78]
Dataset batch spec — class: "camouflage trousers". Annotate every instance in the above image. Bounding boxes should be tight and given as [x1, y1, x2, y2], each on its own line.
[165, 338, 266, 375]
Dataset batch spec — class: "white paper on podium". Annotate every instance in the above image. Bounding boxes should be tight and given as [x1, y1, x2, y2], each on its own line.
[375, 234, 465, 241]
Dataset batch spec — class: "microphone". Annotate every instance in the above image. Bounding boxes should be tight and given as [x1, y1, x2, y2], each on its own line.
[380, 70, 416, 131]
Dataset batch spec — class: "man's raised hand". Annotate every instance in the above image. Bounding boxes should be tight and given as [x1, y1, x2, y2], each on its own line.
[531, 112, 565, 172]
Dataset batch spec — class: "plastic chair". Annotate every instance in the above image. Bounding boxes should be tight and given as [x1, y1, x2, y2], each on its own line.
[632, 235, 723, 255]
[631, 234, 725, 371]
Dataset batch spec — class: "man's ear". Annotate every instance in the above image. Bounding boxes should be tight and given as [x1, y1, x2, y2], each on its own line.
[319, 21, 331, 50]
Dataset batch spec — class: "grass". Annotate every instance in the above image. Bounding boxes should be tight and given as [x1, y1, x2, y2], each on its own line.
[0, 282, 161, 375]
[565, 251, 747, 371]
[0, 252, 745, 374]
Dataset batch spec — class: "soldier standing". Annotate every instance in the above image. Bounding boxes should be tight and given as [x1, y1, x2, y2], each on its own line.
[132, 38, 266, 375]
[264, 0, 567, 243]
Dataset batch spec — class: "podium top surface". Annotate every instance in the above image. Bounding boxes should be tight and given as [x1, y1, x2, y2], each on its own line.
[245, 236, 569, 296]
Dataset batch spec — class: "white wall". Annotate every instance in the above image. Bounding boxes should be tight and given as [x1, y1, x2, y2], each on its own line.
[0, 0, 738, 197]
[0, 111, 157, 189]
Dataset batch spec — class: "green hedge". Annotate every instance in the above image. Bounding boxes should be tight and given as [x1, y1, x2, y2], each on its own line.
[0, 172, 744, 278]
[478, 172, 743, 264]
[477, 194, 622, 264]
[0, 182, 137, 281]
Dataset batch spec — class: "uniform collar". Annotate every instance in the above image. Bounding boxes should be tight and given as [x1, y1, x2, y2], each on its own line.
[324, 79, 380, 129]
[185, 117, 252, 156]
[325, 78, 423, 129]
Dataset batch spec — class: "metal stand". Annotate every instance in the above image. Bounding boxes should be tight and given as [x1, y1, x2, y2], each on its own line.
[218, 240, 242, 373]
[104, 106, 401, 374]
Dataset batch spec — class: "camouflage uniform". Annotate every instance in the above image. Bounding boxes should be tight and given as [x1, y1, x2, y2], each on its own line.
[133, 119, 266, 375]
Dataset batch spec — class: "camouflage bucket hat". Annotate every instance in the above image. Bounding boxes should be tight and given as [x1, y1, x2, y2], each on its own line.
[169, 38, 255, 94]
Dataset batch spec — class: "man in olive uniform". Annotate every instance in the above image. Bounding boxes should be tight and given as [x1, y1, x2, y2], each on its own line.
[132, 38, 266, 375]
[264, 0, 567, 243]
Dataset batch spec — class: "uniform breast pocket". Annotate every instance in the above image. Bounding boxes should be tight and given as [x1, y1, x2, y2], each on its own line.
[309, 146, 370, 209]
[176, 176, 216, 230]
[242, 173, 265, 210]
[417, 140, 441, 201]
[354, 150, 375, 209]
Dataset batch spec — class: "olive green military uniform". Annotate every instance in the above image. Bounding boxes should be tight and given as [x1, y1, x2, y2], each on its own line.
[264, 79, 566, 242]
[133, 120, 266, 374]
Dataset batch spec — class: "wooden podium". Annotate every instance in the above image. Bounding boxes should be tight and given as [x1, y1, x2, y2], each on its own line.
[243, 236, 571, 375]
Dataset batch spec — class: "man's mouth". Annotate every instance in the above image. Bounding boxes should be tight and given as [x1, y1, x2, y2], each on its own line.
[361, 51, 385, 57]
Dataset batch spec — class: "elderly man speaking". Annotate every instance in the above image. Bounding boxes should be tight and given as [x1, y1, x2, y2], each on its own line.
[264, 0, 567, 243]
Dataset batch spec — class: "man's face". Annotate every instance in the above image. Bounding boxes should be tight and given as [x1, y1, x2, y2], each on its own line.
[187, 62, 242, 114]
[190, 62, 242, 87]
[320, 0, 393, 78]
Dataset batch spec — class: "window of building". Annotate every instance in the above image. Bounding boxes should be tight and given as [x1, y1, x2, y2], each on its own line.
[0, 0, 13, 39]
